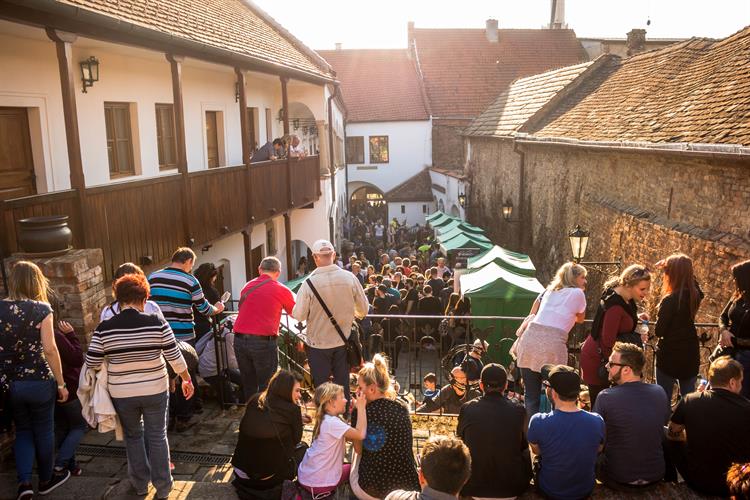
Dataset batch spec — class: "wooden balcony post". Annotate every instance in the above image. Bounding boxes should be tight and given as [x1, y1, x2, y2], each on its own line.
[45, 29, 90, 247]
[283, 213, 293, 279]
[242, 229, 253, 282]
[280, 76, 293, 208]
[236, 68, 255, 228]
[166, 53, 193, 247]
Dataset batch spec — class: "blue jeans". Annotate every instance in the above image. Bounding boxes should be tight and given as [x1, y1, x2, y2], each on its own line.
[307, 345, 351, 403]
[656, 367, 697, 404]
[55, 398, 88, 469]
[521, 368, 543, 417]
[10, 379, 56, 484]
[112, 391, 172, 497]
[234, 334, 279, 402]
[736, 349, 750, 399]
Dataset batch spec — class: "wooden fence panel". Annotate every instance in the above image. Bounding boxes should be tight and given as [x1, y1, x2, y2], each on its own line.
[188, 165, 248, 244]
[249, 159, 289, 222]
[290, 156, 320, 208]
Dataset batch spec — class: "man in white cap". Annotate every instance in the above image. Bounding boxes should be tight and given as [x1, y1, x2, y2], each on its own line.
[292, 239, 369, 403]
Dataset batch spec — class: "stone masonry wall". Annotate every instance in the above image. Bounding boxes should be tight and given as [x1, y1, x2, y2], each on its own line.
[432, 119, 471, 170]
[4, 249, 108, 348]
[468, 137, 750, 321]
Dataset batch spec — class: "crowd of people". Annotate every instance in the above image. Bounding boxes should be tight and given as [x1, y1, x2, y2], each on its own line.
[2, 220, 750, 500]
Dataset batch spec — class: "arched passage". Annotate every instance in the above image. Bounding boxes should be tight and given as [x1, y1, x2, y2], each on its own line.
[288, 102, 318, 155]
[450, 204, 461, 217]
[291, 239, 312, 278]
[350, 184, 387, 224]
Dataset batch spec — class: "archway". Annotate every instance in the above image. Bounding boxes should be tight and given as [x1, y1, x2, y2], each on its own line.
[288, 102, 318, 155]
[438, 199, 445, 213]
[291, 239, 312, 278]
[350, 185, 387, 225]
[450, 204, 461, 217]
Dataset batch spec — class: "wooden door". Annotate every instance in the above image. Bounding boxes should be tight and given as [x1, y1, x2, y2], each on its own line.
[246, 107, 258, 151]
[205, 111, 219, 168]
[251, 245, 264, 279]
[0, 107, 36, 202]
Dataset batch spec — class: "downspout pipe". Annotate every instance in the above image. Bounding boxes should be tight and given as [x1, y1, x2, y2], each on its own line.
[513, 140, 526, 249]
[327, 85, 337, 242]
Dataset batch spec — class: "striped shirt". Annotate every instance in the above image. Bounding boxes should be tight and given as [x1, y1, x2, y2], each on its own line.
[85, 309, 188, 399]
[148, 267, 213, 340]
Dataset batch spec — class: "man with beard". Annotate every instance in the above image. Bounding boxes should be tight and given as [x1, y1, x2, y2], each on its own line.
[593, 342, 669, 490]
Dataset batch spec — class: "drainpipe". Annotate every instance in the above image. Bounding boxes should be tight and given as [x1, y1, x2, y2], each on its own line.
[513, 140, 526, 249]
[327, 85, 338, 242]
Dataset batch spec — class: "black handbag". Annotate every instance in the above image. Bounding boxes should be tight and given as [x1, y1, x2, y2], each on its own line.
[305, 279, 364, 369]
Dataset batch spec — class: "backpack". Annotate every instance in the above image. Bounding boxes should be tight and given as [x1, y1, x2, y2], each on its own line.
[589, 288, 638, 342]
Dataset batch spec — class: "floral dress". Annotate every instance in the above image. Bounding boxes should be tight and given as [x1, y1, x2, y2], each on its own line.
[0, 300, 54, 392]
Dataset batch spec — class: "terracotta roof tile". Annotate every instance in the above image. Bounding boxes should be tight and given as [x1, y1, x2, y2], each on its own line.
[464, 59, 597, 137]
[318, 49, 430, 122]
[385, 169, 434, 202]
[530, 26, 750, 145]
[412, 28, 589, 119]
[55, 0, 333, 79]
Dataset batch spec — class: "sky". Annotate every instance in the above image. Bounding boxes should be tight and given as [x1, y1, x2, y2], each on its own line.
[252, 0, 750, 50]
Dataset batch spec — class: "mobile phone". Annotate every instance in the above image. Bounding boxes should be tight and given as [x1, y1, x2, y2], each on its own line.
[220, 291, 231, 303]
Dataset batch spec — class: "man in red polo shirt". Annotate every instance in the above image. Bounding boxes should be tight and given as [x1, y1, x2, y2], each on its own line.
[233, 256, 295, 401]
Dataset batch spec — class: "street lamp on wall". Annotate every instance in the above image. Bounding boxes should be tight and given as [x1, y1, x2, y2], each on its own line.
[568, 224, 621, 273]
[79, 56, 99, 93]
[458, 192, 467, 208]
[235, 81, 241, 102]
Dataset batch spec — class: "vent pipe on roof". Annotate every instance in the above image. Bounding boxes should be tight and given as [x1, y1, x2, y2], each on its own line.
[626, 29, 647, 56]
[486, 19, 498, 43]
[335, 42, 342, 51]
[549, 0, 565, 29]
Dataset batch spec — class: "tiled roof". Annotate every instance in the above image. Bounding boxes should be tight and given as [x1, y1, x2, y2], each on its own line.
[464, 59, 598, 138]
[412, 28, 588, 119]
[317, 49, 430, 122]
[385, 170, 434, 202]
[530, 26, 750, 145]
[55, 0, 334, 79]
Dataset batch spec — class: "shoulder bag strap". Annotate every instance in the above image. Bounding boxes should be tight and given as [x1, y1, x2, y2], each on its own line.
[238, 278, 273, 310]
[305, 278, 348, 344]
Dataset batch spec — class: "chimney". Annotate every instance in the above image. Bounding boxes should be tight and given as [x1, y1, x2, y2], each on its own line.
[335, 42, 342, 51]
[485, 18, 498, 43]
[626, 29, 647, 56]
[549, 0, 565, 29]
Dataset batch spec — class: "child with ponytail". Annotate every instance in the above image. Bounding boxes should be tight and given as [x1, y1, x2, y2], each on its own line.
[297, 382, 367, 496]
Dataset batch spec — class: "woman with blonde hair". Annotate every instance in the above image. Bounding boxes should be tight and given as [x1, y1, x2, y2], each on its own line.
[350, 354, 419, 499]
[580, 264, 652, 406]
[515, 262, 588, 416]
[1, 261, 70, 498]
[654, 254, 703, 401]
[297, 383, 367, 496]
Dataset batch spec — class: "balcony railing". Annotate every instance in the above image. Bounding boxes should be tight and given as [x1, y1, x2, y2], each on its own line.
[0, 156, 321, 281]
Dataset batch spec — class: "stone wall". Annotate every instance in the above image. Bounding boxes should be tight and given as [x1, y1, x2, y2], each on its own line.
[4, 249, 108, 348]
[467, 137, 750, 321]
[432, 119, 471, 170]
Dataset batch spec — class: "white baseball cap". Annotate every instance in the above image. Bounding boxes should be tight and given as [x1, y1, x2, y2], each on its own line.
[311, 239, 335, 255]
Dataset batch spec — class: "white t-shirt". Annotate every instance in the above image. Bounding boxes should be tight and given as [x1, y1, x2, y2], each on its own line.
[297, 414, 351, 487]
[100, 300, 165, 323]
[531, 287, 586, 333]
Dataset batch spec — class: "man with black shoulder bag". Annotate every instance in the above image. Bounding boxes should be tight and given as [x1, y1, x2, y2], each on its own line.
[292, 240, 369, 406]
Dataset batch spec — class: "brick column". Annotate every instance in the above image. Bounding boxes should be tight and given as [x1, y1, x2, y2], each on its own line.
[4, 249, 107, 347]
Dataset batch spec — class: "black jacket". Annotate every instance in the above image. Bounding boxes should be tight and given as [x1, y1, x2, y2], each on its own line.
[655, 285, 703, 379]
[231, 393, 302, 486]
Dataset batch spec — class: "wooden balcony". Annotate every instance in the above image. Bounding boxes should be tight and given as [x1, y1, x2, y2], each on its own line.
[1, 155, 321, 281]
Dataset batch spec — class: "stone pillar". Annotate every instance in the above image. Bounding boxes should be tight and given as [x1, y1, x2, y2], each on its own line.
[317, 119, 330, 175]
[4, 249, 107, 347]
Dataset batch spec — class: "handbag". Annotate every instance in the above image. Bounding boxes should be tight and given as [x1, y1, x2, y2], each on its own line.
[305, 279, 364, 369]
[270, 417, 309, 480]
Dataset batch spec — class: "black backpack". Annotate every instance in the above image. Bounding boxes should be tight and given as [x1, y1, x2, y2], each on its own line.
[589, 288, 639, 343]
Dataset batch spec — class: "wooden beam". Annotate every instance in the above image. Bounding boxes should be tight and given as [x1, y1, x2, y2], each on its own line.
[283, 213, 292, 279]
[280, 76, 293, 208]
[280, 76, 290, 135]
[45, 28, 90, 247]
[166, 53, 193, 247]
[242, 229, 253, 282]
[236, 69, 251, 165]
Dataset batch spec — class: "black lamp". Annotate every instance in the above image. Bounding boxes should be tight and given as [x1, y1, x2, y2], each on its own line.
[458, 192, 467, 208]
[502, 199, 513, 221]
[79, 56, 100, 93]
[568, 225, 590, 262]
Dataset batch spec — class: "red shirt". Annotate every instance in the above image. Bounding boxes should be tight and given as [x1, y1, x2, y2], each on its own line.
[233, 275, 296, 336]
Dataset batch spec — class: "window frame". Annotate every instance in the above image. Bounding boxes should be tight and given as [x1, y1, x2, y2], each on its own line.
[104, 102, 136, 178]
[346, 136, 365, 164]
[155, 103, 177, 170]
[369, 135, 389, 164]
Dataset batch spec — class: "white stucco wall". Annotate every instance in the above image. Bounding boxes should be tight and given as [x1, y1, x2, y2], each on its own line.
[387, 200, 434, 226]
[345, 120, 432, 194]
[429, 170, 466, 220]
[194, 232, 246, 299]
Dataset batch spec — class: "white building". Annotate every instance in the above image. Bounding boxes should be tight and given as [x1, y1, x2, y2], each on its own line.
[317, 48, 435, 227]
[0, 0, 346, 297]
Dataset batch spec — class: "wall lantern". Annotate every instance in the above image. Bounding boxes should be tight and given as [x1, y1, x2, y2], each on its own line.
[79, 56, 100, 93]
[235, 81, 241, 102]
[502, 199, 513, 221]
[293, 118, 300, 130]
[458, 192, 467, 208]
[568, 224, 590, 262]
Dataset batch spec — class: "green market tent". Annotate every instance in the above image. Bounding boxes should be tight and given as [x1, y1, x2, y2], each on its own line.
[440, 232, 493, 252]
[425, 211, 449, 222]
[437, 226, 491, 244]
[459, 262, 545, 360]
[435, 219, 485, 235]
[284, 273, 310, 293]
[429, 214, 461, 229]
[467, 245, 536, 277]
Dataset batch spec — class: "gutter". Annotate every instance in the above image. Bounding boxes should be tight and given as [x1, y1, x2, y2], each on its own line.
[514, 134, 750, 160]
[5, 0, 334, 85]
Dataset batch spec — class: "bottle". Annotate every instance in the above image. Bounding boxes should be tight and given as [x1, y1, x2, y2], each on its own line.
[638, 319, 650, 343]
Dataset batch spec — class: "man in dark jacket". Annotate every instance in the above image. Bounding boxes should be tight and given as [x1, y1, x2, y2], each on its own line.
[457, 364, 531, 498]
[416, 368, 480, 415]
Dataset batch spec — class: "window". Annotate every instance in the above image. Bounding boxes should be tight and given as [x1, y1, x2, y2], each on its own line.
[104, 102, 135, 176]
[205, 111, 220, 168]
[266, 220, 277, 255]
[346, 136, 364, 164]
[155, 104, 177, 170]
[265, 108, 273, 143]
[423, 205, 428, 213]
[401, 205, 405, 214]
[246, 107, 259, 150]
[369, 136, 389, 163]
